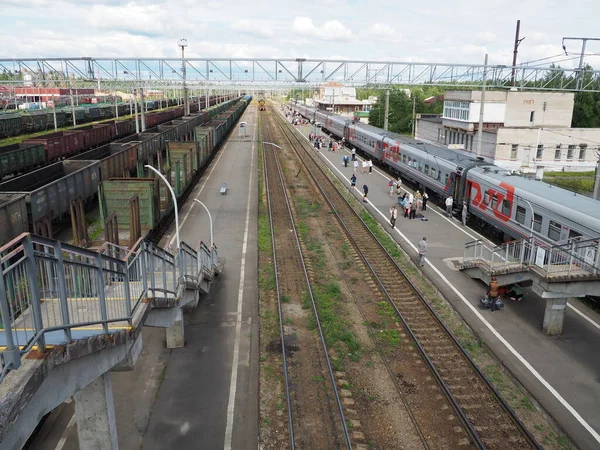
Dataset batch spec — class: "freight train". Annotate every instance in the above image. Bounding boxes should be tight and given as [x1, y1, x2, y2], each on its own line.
[258, 99, 266, 111]
[0, 97, 201, 138]
[290, 100, 600, 247]
[0, 96, 221, 180]
[0, 95, 251, 246]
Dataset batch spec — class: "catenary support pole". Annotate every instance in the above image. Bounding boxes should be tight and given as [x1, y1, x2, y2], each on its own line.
[140, 87, 146, 132]
[412, 95, 416, 137]
[384, 89, 390, 131]
[511, 20, 522, 86]
[476, 53, 489, 158]
[133, 89, 139, 134]
[593, 158, 600, 200]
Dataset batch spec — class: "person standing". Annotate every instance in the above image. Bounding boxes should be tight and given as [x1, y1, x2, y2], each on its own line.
[351, 148, 356, 161]
[417, 237, 427, 267]
[368, 159, 373, 173]
[389, 206, 398, 228]
[362, 184, 369, 202]
[362, 160, 368, 174]
[396, 177, 403, 196]
[410, 198, 418, 220]
[422, 191, 429, 211]
[389, 179, 395, 196]
[353, 159, 359, 174]
[350, 174, 357, 187]
[415, 191, 423, 211]
[461, 201, 468, 226]
[487, 276, 500, 312]
[445, 195, 453, 217]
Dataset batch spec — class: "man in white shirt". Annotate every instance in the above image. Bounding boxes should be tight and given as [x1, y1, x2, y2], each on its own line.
[445, 196, 453, 217]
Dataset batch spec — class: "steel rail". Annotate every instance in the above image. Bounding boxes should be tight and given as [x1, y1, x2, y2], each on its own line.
[260, 114, 295, 450]
[262, 109, 353, 449]
[273, 105, 542, 450]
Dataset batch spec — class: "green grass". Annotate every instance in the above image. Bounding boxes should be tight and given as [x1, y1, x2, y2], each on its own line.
[543, 171, 595, 193]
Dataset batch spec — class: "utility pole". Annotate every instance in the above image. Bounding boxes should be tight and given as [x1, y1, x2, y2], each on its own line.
[562, 37, 600, 91]
[133, 89, 139, 134]
[412, 95, 417, 138]
[140, 87, 146, 132]
[69, 88, 76, 126]
[511, 20, 525, 86]
[594, 157, 600, 200]
[476, 54, 489, 158]
[383, 89, 390, 131]
[179, 38, 189, 115]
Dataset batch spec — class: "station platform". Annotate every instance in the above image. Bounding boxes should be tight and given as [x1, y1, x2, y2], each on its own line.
[27, 104, 259, 449]
[290, 119, 600, 450]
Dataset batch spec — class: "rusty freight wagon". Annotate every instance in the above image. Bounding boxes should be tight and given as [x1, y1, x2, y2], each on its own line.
[69, 142, 139, 181]
[0, 160, 100, 236]
[23, 130, 86, 161]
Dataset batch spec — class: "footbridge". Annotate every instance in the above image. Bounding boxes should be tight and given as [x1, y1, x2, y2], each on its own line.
[0, 232, 220, 449]
[460, 236, 600, 335]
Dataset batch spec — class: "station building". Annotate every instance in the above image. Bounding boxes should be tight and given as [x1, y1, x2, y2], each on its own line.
[416, 90, 600, 172]
[312, 86, 374, 115]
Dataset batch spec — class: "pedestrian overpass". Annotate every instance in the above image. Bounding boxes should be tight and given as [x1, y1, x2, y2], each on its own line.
[0, 232, 220, 449]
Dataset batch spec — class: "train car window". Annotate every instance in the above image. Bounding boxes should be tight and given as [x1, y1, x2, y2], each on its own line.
[437, 171, 441, 181]
[569, 229, 582, 241]
[491, 194, 498, 209]
[402, 155, 407, 164]
[445, 173, 449, 185]
[408, 157, 412, 165]
[516, 206, 526, 224]
[484, 191, 490, 204]
[418, 161, 423, 171]
[548, 220, 561, 241]
[502, 199, 511, 216]
[533, 213, 542, 232]
[424, 164, 430, 175]
[431, 167, 436, 179]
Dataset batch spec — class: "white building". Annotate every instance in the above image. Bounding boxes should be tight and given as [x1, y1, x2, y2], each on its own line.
[313, 85, 374, 115]
[416, 90, 599, 172]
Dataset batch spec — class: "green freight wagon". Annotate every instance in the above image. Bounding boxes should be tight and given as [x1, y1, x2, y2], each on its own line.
[167, 142, 198, 196]
[21, 110, 48, 132]
[0, 193, 28, 246]
[44, 109, 66, 128]
[0, 112, 22, 138]
[99, 178, 160, 236]
[0, 142, 46, 179]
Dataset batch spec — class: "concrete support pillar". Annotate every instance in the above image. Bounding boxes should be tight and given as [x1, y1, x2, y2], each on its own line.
[74, 372, 118, 450]
[166, 307, 185, 348]
[543, 298, 567, 335]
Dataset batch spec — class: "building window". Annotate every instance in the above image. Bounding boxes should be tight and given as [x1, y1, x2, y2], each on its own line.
[511, 144, 518, 161]
[533, 213, 542, 233]
[443, 100, 470, 121]
[536, 144, 544, 160]
[548, 220, 562, 241]
[502, 199, 511, 216]
[579, 143, 587, 160]
[554, 145, 561, 161]
[567, 145, 575, 160]
[516, 205, 526, 225]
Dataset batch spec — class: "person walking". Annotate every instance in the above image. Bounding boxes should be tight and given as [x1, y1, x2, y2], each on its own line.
[353, 159, 359, 174]
[461, 201, 468, 226]
[389, 206, 398, 228]
[368, 159, 373, 173]
[417, 237, 427, 267]
[350, 174, 357, 187]
[445, 195, 453, 217]
[389, 179, 395, 196]
[362, 160, 368, 174]
[422, 191, 429, 211]
[362, 184, 369, 202]
[410, 198, 418, 219]
[415, 191, 423, 211]
[351, 148, 356, 161]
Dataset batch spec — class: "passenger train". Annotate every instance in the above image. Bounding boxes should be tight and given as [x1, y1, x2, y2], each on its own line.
[289, 100, 600, 248]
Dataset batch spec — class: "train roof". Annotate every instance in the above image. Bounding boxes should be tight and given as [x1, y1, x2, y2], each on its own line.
[351, 121, 483, 166]
[470, 165, 600, 220]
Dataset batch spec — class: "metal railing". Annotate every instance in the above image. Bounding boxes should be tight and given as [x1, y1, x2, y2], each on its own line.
[463, 237, 600, 278]
[0, 233, 219, 384]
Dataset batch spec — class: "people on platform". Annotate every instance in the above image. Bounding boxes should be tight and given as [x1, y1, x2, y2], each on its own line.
[461, 201, 468, 226]
[422, 191, 429, 211]
[445, 195, 453, 217]
[389, 206, 398, 228]
[487, 276, 500, 312]
[362, 184, 369, 202]
[368, 159, 373, 173]
[417, 237, 427, 267]
[350, 174, 357, 187]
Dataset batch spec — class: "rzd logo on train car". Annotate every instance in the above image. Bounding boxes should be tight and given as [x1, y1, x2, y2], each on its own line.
[470, 181, 515, 222]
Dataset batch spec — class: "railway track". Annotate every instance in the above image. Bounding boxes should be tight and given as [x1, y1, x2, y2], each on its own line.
[271, 105, 542, 450]
[260, 110, 352, 449]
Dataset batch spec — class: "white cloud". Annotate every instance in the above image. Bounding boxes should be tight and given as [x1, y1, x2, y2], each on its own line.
[229, 19, 275, 39]
[292, 16, 353, 42]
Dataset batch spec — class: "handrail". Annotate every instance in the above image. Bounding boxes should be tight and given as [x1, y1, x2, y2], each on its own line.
[0, 231, 219, 384]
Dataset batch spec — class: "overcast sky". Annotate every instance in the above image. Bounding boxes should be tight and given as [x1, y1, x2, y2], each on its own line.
[1, 0, 599, 70]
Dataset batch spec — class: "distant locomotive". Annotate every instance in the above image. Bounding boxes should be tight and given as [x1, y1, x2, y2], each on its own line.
[258, 99, 266, 111]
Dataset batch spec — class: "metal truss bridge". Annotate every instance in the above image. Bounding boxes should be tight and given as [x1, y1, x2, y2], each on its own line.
[1, 57, 599, 92]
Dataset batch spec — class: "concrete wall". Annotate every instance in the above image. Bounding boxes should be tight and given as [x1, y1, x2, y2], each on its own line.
[416, 118, 445, 144]
[504, 91, 574, 128]
[495, 127, 599, 171]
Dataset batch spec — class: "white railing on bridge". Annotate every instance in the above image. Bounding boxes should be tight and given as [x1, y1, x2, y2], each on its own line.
[462, 237, 600, 279]
[0, 233, 218, 384]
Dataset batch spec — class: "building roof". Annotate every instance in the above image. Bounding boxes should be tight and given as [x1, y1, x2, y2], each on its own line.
[315, 98, 372, 106]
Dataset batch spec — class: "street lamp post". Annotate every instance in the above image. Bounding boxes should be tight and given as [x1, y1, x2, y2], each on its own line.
[263, 142, 283, 150]
[193, 199, 213, 248]
[523, 198, 535, 238]
[145, 164, 180, 249]
[178, 38, 189, 116]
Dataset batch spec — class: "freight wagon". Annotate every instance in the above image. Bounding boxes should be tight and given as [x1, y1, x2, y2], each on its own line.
[70, 142, 138, 181]
[23, 130, 85, 162]
[0, 143, 46, 179]
[0, 194, 29, 246]
[0, 160, 100, 229]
